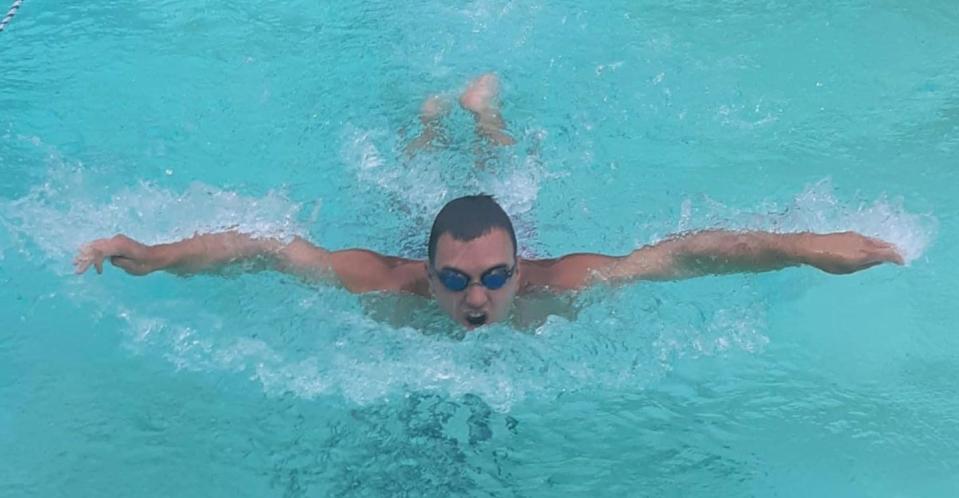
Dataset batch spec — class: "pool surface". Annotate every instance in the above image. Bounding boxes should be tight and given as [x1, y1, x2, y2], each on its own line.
[1, 1, 957, 496]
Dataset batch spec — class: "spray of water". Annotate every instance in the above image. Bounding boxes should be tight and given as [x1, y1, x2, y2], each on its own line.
[0, 150, 936, 411]
[673, 178, 935, 263]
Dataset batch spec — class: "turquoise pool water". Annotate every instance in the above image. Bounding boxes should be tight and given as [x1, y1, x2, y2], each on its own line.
[1, 0, 957, 496]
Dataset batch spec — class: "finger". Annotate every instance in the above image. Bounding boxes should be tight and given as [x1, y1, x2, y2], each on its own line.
[864, 248, 903, 267]
[863, 238, 904, 265]
[95, 259, 103, 274]
[881, 247, 905, 265]
[75, 247, 100, 275]
[74, 258, 91, 274]
[886, 248, 904, 264]
[868, 237, 901, 254]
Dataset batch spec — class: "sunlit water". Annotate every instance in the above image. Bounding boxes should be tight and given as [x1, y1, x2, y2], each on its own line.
[1, 1, 957, 496]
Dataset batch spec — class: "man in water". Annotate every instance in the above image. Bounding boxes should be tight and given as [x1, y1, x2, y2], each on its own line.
[75, 193, 902, 330]
[74, 74, 903, 329]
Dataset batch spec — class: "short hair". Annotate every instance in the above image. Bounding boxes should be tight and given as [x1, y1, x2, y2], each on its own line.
[427, 195, 517, 264]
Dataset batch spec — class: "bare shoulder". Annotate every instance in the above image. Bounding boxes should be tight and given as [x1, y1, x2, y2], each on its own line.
[331, 250, 429, 295]
[381, 255, 430, 296]
[275, 239, 428, 295]
[519, 253, 620, 293]
[519, 257, 560, 290]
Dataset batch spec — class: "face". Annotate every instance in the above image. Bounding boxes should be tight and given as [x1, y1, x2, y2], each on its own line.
[428, 228, 520, 330]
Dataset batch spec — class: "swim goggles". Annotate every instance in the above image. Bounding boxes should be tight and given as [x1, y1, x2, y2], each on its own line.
[433, 264, 516, 292]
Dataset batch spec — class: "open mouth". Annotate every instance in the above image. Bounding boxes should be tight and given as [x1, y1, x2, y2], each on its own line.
[464, 311, 488, 327]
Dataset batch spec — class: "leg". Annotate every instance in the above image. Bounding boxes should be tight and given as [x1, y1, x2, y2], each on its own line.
[459, 73, 516, 146]
[404, 94, 452, 156]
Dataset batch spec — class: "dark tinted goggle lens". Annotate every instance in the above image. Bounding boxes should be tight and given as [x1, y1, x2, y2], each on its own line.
[436, 265, 513, 292]
[437, 270, 470, 292]
[479, 267, 511, 290]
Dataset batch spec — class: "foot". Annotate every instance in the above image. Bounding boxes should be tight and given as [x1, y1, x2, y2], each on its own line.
[419, 94, 451, 125]
[459, 73, 516, 146]
[405, 95, 451, 156]
[459, 73, 501, 115]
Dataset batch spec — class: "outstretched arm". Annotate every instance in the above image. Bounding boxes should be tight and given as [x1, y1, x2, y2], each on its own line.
[74, 232, 427, 294]
[523, 230, 904, 291]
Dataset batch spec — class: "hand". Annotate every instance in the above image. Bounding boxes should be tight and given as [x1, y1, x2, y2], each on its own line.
[74, 235, 155, 276]
[803, 232, 904, 275]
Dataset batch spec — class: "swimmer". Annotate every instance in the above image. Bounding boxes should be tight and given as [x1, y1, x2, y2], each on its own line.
[75, 195, 903, 330]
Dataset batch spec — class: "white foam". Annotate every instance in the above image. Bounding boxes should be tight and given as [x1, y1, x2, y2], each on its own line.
[90, 290, 690, 412]
[481, 149, 552, 218]
[1, 165, 307, 270]
[342, 126, 449, 220]
[672, 179, 935, 263]
[341, 124, 552, 224]
[3, 154, 935, 413]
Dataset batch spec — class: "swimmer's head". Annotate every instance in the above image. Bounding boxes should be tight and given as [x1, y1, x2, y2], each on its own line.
[427, 195, 520, 330]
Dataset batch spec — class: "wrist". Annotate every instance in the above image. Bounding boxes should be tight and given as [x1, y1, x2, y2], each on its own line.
[141, 244, 168, 273]
[785, 232, 820, 266]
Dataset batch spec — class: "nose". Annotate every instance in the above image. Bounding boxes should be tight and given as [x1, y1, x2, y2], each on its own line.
[464, 283, 488, 308]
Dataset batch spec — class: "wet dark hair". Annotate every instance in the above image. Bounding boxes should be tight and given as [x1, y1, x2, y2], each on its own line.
[427, 195, 517, 265]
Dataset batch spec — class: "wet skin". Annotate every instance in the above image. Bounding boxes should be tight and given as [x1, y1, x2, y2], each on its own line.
[74, 227, 905, 332]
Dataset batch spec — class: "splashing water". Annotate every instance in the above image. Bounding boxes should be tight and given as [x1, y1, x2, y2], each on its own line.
[2, 165, 307, 271]
[0, 155, 937, 412]
[673, 178, 935, 263]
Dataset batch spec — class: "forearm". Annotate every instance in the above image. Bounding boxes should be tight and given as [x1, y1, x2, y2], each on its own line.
[146, 232, 285, 275]
[154, 235, 416, 290]
[77, 232, 347, 280]
[545, 230, 900, 287]
[609, 230, 811, 281]
[667, 230, 809, 276]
